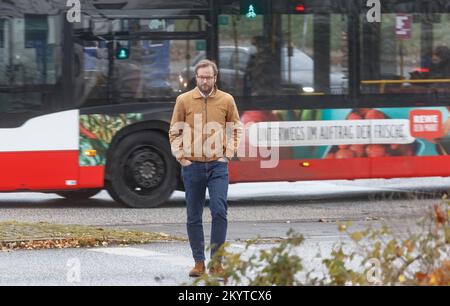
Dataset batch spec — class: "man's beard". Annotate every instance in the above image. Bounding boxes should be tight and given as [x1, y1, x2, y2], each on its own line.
[199, 83, 213, 95]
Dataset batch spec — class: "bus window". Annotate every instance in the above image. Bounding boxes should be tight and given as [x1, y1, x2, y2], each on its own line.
[112, 38, 204, 100]
[0, 15, 61, 87]
[218, 0, 348, 97]
[0, 14, 62, 126]
[280, 13, 348, 95]
[217, 13, 265, 96]
[22, 15, 62, 86]
[74, 15, 206, 106]
[72, 40, 107, 107]
[361, 9, 450, 94]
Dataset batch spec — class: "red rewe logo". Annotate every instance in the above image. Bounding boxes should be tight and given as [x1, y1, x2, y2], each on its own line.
[409, 110, 443, 141]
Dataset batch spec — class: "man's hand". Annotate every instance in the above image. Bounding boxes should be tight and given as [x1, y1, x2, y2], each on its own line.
[217, 157, 229, 163]
[179, 159, 192, 167]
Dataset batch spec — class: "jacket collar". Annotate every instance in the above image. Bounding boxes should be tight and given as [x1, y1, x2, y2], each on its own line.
[193, 86, 218, 99]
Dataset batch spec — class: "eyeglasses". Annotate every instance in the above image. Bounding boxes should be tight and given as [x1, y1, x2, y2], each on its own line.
[196, 75, 215, 81]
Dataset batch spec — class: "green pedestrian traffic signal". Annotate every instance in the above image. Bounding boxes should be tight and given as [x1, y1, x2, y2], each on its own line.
[116, 47, 129, 60]
[246, 4, 257, 18]
[240, 0, 266, 18]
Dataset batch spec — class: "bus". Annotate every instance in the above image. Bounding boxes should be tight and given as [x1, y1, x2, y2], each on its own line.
[0, 0, 449, 208]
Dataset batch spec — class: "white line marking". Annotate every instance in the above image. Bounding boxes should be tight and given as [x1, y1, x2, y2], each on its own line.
[89, 247, 193, 266]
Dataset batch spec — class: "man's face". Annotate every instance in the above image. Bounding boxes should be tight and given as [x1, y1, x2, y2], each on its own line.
[196, 66, 216, 95]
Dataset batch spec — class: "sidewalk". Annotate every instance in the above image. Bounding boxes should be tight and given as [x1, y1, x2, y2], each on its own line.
[170, 177, 450, 202]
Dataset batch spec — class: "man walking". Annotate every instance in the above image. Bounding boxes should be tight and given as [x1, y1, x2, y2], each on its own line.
[169, 59, 242, 277]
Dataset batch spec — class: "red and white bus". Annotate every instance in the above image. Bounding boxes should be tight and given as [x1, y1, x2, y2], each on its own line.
[1, 0, 449, 207]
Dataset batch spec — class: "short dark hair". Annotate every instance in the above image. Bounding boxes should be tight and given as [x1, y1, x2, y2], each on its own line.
[195, 59, 218, 76]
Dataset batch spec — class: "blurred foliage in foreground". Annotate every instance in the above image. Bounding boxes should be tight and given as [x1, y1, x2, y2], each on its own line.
[193, 200, 449, 286]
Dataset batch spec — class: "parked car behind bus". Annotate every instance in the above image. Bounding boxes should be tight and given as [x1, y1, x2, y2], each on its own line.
[178, 45, 346, 95]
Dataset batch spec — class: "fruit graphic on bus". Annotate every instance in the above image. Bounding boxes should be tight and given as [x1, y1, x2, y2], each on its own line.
[325, 108, 420, 159]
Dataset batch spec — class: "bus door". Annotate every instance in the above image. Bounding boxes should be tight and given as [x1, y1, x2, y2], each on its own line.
[0, 12, 79, 191]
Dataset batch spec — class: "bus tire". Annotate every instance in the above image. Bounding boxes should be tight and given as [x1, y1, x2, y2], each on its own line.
[56, 189, 101, 200]
[106, 131, 177, 208]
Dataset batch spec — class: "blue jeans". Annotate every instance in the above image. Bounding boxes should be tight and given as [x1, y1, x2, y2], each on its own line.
[181, 160, 229, 262]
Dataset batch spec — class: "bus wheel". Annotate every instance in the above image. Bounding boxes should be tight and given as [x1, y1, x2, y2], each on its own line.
[106, 131, 177, 208]
[56, 189, 101, 200]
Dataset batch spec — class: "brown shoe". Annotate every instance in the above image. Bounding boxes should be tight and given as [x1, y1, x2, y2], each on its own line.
[189, 261, 205, 277]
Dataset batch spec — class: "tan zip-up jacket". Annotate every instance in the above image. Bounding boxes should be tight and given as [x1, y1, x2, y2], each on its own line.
[169, 87, 242, 162]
